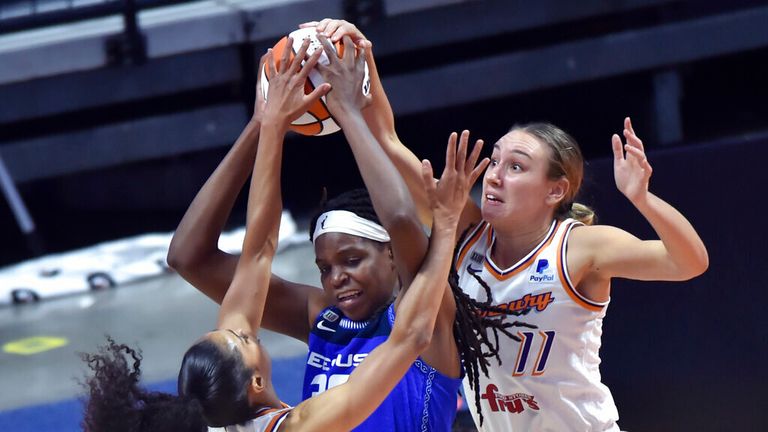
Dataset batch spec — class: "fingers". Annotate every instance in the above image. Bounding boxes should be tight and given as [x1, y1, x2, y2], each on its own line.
[624, 145, 651, 170]
[322, 19, 341, 39]
[445, 132, 458, 176]
[421, 159, 437, 202]
[342, 35, 355, 66]
[279, 37, 293, 73]
[456, 130, 469, 173]
[297, 46, 324, 81]
[611, 134, 624, 161]
[266, 49, 277, 79]
[466, 139, 484, 172]
[303, 83, 332, 108]
[470, 157, 490, 186]
[255, 50, 269, 85]
[316, 34, 339, 66]
[288, 38, 311, 75]
[315, 18, 333, 33]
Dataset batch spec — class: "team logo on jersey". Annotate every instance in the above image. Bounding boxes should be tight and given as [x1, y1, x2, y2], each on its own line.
[307, 351, 368, 371]
[481, 383, 540, 414]
[530, 259, 554, 283]
[480, 291, 554, 317]
[322, 310, 339, 322]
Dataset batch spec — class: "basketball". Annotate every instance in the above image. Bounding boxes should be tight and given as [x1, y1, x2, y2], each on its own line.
[261, 27, 371, 136]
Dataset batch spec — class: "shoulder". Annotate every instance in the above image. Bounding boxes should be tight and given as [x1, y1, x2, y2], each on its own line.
[567, 223, 635, 249]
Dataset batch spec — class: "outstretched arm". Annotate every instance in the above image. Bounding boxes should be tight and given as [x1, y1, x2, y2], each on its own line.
[315, 33, 426, 289]
[217, 42, 330, 332]
[572, 117, 709, 290]
[303, 19, 483, 233]
[167, 52, 328, 341]
[280, 135, 483, 432]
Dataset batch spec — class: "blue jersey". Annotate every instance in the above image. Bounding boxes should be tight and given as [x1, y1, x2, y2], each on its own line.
[303, 303, 461, 432]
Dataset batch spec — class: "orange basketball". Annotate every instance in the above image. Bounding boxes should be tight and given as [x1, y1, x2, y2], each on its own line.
[261, 27, 370, 136]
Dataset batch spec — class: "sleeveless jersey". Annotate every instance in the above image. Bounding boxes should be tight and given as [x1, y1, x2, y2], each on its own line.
[455, 219, 620, 431]
[304, 302, 462, 431]
[217, 405, 292, 432]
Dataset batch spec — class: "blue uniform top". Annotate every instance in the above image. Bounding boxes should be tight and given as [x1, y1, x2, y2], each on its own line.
[303, 302, 461, 431]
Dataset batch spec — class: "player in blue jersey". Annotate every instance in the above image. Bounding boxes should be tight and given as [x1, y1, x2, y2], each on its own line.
[306, 18, 709, 431]
[166, 27, 520, 432]
[82, 38, 490, 431]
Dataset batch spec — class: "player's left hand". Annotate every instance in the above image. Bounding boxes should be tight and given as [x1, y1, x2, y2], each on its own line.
[612, 116, 652, 203]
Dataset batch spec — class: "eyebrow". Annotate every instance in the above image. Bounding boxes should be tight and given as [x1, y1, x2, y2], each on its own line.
[492, 143, 532, 160]
[226, 329, 244, 342]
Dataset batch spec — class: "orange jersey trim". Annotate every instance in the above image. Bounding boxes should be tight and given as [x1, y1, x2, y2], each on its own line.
[556, 222, 606, 312]
[484, 220, 560, 281]
[456, 221, 488, 269]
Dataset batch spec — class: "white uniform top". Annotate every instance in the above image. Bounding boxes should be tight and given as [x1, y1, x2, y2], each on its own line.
[456, 219, 620, 432]
[209, 405, 292, 432]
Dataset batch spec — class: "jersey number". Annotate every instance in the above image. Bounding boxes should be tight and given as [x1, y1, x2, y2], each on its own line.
[513, 331, 556, 376]
[310, 373, 350, 396]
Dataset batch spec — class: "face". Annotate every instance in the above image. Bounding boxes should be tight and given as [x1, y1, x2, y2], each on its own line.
[482, 130, 560, 225]
[205, 329, 271, 379]
[314, 233, 397, 321]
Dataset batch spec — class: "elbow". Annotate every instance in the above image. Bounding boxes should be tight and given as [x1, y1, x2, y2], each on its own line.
[166, 239, 202, 275]
[393, 323, 433, 354]
[382, 209, 421, 235]
[679, 247, 710, 281]
[691, 248, 710, 278]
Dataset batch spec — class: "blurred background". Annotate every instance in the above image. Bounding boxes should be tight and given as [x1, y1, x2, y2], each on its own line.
[0, 0, 766, 430]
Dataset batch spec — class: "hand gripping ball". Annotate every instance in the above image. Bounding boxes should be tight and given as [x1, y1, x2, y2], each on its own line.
[261, 27, 371, 136]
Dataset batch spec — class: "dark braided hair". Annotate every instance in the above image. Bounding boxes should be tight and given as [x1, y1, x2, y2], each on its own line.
[449, 226, 538, 427]
[80, 336, 206, 432]
[310, 189, 534, 426]
[309, 188, 381, 242]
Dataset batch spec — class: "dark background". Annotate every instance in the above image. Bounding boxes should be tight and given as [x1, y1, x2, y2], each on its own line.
[0, 0, 766, 429]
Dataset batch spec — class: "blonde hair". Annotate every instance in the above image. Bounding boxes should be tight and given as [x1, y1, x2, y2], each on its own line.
[511, 123, 596, 226]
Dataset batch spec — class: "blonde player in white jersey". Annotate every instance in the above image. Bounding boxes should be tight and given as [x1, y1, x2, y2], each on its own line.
[300, 18, 710, 432]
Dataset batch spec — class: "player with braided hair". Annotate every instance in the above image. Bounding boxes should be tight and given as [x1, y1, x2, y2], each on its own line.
[81, 39, 489, 431]
[167, 27, 529, 430]
[306, 18, 708, 432]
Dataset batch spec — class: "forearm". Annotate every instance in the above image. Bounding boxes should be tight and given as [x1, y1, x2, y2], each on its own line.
[361, 48, 432, 226]
[242, 123, 285, 258]
[168, 119, 260, 267]
[336, 109, 417, 229]
[632, 192, 709, 278]
[392, 220, 456, 344]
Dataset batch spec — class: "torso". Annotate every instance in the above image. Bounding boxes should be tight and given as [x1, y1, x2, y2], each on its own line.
[455, 219, 620, 431]
[304, 303, 462, 431]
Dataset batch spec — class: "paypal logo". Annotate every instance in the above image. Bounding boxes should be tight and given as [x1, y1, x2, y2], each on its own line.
[530, 259, 554, 282]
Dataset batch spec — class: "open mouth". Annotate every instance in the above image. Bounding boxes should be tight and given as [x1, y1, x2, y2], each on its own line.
[337, 290, 362, 304]
[485, 193, 503, 203]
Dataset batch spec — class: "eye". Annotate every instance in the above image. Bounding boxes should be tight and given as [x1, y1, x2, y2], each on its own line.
[317, 264, 329, 275]
[489, 158, 498, 166]
[510, 162, 522, 172]
[346, 257, 361, 266]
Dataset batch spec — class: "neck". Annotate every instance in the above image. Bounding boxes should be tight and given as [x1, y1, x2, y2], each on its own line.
[250, 385, 284, 412]
[490, 218, 554, 269]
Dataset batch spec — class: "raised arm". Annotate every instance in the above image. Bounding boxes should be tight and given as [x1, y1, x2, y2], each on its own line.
[218, 41, 329, 331]
[315, 33, 427, 288]
[304, 19, 483, 233]
[280, 134, 483, 432]
[571, 117, 709, 297]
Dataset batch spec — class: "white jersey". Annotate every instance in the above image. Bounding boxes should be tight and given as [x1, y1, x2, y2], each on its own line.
[456, 219, 620, 432]
[209, 405, 292, 432]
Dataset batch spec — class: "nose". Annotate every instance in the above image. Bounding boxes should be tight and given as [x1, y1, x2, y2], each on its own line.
[329, 267, 348, 289]
[485, 164, 501, 186]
